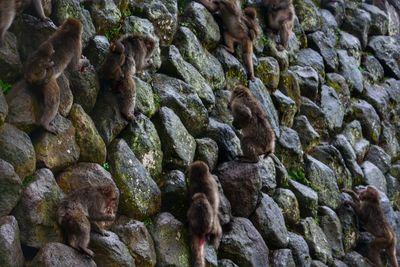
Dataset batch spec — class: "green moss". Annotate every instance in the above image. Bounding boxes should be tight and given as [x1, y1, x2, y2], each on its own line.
[288, 167, 311, 187]
[104, 24, 123, 42]
[102, 162, 110, 171]
[22, 175, 36, 188]
[0, 80, 11, 94]
[143, 217, 153, 226]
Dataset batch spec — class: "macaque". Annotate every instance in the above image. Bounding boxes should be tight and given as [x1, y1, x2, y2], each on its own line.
[101, 34, 155, 120]
[262, 0, 295, 51]
[29, 18, 88, 133]
[197, 0, 260, 81]
[24, 42, 55, 85]
[342, 186, 398, 267]
[187, 161, 222, 267]
[57, 185, 119, 257]
[228, 85, 275, 163]
[0, 0, 50, 45]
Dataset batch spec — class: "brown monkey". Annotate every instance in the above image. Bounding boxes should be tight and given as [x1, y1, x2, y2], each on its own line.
[24, 42, 55, 85]
[30, 18, 87, 133]
[0, 0, 50, 45]
[101, 34, 155, 120]
[228, 85, 275, 162]
[342, 186, 398, 267]
[57, 185, 119, 257]
[188, 161, 222, 267]
[197, 0, 259, 81]
[262, 0, 295, 51]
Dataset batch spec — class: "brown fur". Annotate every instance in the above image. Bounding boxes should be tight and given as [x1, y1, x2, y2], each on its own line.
[57, 185, 119, 257]
[188, 161, 222, 267]
[0, 0, 49, 45]
[101, 34, 155, 121]
[24, 42, 55, 85]
[263, 0, 294, 51]
[343, 186, 398, 267]
[229, 85, 275, 162]
[197, 0, 259, 81]
[31, 18, 87, 133]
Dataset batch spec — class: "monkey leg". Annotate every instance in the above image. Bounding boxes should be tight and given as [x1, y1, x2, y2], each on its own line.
[222, 32, 235, 54]
[279, 20, 291, 51]
[66, 219, 94, 257]
[117, 78, 136, 121]
[40, 79, 60, 134]
[191, 234, 206, 267]
[387, 243, 399, 267]
[238, 137, 259, 163]
[209, 219, 222, 250]
[242, 40, 255, 81]
[368, 236, 388, 267]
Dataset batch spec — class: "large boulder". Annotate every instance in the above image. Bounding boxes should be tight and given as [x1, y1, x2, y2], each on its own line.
[0, 216, 24, 267]
[13, 168, 63, 248]
[0, 160, 22, 216]
[108, 139, 161, 220]
[219, 217, 269, 267]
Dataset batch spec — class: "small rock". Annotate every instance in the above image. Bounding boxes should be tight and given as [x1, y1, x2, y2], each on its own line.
[273, 188, 301, 226]
[319, 206, 345, 258]
[271, 249, 296, 267]
[288, 179, 318, 218]
[0, 216, 24, 267]
[160, 170, 188, 222]
[276, 127, 304, 169]
[194, 138, 219, 171]
[0, 160, 22, 216]
[293, 115, 320, 153]
[365, 145, 391, 174]
[288, 232, 312, 267]
[361, 161, 387, 194]
[290, 65, 319, 101]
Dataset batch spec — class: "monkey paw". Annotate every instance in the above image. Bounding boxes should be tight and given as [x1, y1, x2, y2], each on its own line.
[276, 44, 285, 51]
[43, 124, 60, 135]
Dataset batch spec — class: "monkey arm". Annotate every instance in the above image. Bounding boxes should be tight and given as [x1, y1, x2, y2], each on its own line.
[88, 211, 115, 222]
[342, 188, 361, 203]
[32, 0, 50, 20]
[196, 0, 220, 12]
[232, 103, 252, 129]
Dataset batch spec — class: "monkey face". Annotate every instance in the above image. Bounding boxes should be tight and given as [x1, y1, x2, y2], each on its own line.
[358, 186, 380, 203]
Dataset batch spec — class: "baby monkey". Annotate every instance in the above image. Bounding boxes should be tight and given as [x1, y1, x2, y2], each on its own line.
[229, 85, 275, 163]
[262, 0, 295, 51]
[197, 0, 260, 80]
[57, 185, 119, 257]
[101, 34, 155, 120]
[342, 186, 398, 267]
[187, 161, 222, 267]
[24, 42, 55, 85]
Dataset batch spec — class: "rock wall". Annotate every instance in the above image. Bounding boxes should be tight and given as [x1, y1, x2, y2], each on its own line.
[0, 0, 399, 266]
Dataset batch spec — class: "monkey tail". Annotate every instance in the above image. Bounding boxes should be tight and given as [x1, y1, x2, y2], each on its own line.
[243, 7, 260, 41]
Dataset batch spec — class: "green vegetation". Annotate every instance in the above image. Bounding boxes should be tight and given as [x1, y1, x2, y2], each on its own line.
[288, 167, 311, 186]
[143, 217, 153, 226]
[22, 175, 36, 188]
[0, 80, 11, 94]
[104, 24, 123, 42]
[102, 162, 110, 171]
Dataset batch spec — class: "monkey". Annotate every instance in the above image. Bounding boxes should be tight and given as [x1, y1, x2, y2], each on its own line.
[187, 161, 222, 267]
[28, 18, 88, 133]
[228, 85, 275, 163]
[57, 185, 119, 257]
[24, 42, 55, 85]
[100, 40, 126, 81]
[197, 0, 259, 81]
[342, 186, 398, 267]
[262, 0, 295, 51]
[0, 0, 50, 46]
[101, 34, 155, 121]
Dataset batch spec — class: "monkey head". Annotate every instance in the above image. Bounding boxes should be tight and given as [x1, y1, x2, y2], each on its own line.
[358, 186, 380, 203]
[231, 85, 251, 99]
[188, 161, 210, 181]
[99, 185, 119, 210]
[60, 18, 83, 37]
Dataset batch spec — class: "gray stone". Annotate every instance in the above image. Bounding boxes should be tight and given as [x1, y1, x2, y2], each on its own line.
[343, 251, 372, 267]
[108, 139, 161, 220]
[295, 48, 325, 79]
[299, 217, 333, 264]
[13, 168, 63, 248]
[361, 161, 387, 194]
[293, 115, 320, 152]
[91, 231, 136, 267]
[0, 216, 24, 267]
[272, 90, 297, 128]
[367, 35, 400, 79]
[319, 206, 345, 258]
[305, 156, 341, 209]
[273, 188, 301, 226]
[288, 232, 312, 267]
[160, 170, 188, 222]
[299, 97, 327, 138]
[320, 85, 344, 132]
[308, 31, 338, 72]
[0, 160, 22, 216]
[219, 217, 269, 267]
[350, 99, 381, 144]
[288, 179, 318, 218]
[0, 123, 36, 179]
[276, 126, 304, 168]
[342, 6, 371, 48]
[362, 84, 390, 119]
[250, 193, 289, 249]
[0, 91, 7, 127]
[271, 249, 296, 267]
[149, 212, 191, 267]
[153, 107, 196, 170]
[216, 161, 262, 217]
[337, 50, 363, 94]
[152, 74, 209, 137]
[365, 145, 391, 174]
[290, 65, 319, 101]
[194, 138, 219, 171]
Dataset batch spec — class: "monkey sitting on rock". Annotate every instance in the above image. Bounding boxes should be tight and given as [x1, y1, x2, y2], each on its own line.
[57, 185, 119, 257]
[197, 0, 260, 81]
[22, 18, 88, 134]
[262, 0, 295, 51]
[342, 186, 398, 267]
[0, 0, 50, 45]
[101, 34, 155, 121]
[187, 161, 222, 267]
[228, 85, 275, 163]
